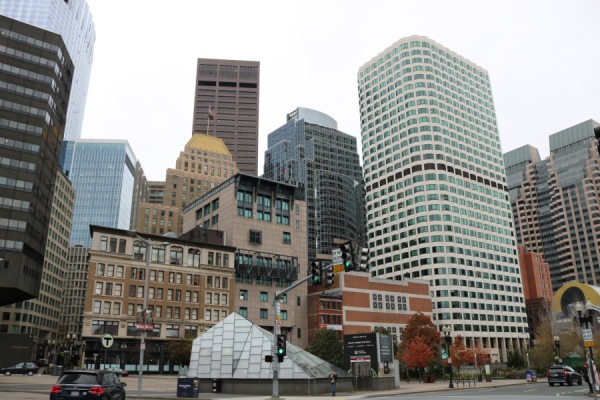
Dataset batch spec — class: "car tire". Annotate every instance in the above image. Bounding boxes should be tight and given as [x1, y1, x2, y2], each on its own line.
[549, 382, 554, 386]
[4, 371, 10, 376]
[560, 382, 564, 386]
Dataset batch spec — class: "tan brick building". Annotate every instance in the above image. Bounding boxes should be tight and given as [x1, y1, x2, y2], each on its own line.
[136, 133, 237, 236]
[308, 273, 432, 346]
[182, 173, 309, 348]
[81, 226, 236, 372]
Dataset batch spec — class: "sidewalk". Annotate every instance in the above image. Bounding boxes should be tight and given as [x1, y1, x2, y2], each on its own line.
[0, 373, 545, 399]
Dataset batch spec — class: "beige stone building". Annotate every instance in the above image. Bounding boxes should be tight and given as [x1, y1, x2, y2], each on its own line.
[182, 173, 309, 348]
[136, 133, 237, 236]
[81, 225, 235, 372]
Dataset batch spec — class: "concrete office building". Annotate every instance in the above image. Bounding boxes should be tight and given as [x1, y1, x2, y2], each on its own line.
[0, 15, 74, 306]
[358, 36, 528, 362]
[80, 226, 236, 372]
[60, 246, 89, 347]
[0, 0, 96, 141]
[504, 120, 600, 292]
[59, 139, 145, 247]
[264, 107, 365, 263]
[135, 133, 237, 236]
[182, 173, 309, 348]
[191, 59, 259, 175]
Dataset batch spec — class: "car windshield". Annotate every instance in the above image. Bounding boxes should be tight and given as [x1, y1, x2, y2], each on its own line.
[57, 374, 99, 385]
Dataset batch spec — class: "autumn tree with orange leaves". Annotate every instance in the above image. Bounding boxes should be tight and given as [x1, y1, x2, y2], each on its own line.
[401, 336, 436, 380]
[446, 335, 472, 374]
[398, 312, 440, 357]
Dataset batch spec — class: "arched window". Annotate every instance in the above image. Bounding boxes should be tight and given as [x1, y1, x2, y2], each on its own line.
[187, 249, 200, 268]
[170, 246, 183, 265]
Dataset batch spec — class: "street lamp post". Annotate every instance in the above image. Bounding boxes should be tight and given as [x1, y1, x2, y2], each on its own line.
[576, 300, 597, 400]
[553, 335, 560, 362]
[66, 334, 75, 369]
[134, 235, 168, 397]
[442, 325, 454, 388]
[119, 344, 127, 369]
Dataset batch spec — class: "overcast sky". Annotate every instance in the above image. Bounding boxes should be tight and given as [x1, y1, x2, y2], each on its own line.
[82, 0, 600, 181]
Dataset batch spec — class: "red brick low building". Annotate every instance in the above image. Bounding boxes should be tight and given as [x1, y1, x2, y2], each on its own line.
[308, 272, 432, 345]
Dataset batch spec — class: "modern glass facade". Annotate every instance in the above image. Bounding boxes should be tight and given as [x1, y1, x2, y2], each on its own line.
[0, 0, 96, 140]
[263, 107, 365, 263]
[0, 15, 73, 306]
[358, 36, 528, 362]
[59, 140, 138, 247]
[505, 120, 600, 292]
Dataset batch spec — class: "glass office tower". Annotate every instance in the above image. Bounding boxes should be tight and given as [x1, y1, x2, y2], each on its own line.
[60, 139, 138, 247]
[264, 107, 365, 263]
[358, 36, 528, 362]
[0, 0, 96, 140]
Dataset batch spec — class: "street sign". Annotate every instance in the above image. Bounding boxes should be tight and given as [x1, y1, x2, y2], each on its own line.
[582, 329, 594, 347]
[332, 248, 342, 265]
[333, 264, 344, 273]
[100, 333, 114, 349]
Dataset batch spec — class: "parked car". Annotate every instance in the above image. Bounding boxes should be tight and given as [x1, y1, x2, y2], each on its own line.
[50, 370, 126, 400]
[0, 362, 39, 376]
[547, 364, 582, 386]
[105, 367, 129, 377]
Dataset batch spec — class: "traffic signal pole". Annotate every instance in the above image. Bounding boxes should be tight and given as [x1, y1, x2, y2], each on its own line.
[270, 263, 333, 399]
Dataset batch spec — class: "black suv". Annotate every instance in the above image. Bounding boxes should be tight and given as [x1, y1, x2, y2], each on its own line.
[0, 362, 39, 376]
[547, 365, 582, 386]
[50, 370, 126, 399]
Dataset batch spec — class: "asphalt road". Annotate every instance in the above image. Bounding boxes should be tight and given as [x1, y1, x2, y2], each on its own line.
[370, 382, 592, 399]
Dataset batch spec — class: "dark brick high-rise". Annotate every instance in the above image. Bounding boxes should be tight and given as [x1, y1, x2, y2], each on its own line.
[0, 15, 73, 306]
[191, 58, 259, 175]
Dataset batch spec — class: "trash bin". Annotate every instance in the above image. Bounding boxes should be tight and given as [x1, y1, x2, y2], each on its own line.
[176, 378, 199, 398]
[212, 378, 221, 393]
[477, 374, 483, 382]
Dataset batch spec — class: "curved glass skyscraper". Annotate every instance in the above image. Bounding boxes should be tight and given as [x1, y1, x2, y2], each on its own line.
[0, 0, 96, 140]
[358, 36, 528, 362]
[264, 107, 365, 263]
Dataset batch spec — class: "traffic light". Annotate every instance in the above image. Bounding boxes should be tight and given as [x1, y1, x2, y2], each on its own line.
[325, 269, 335, 287]
[358, 247, 370, 271]
[340, 242, 353, 271]
[311, 261, 322, 285]
[276, 334, 287, 357]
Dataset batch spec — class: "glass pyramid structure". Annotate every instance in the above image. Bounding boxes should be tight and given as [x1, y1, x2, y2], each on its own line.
[188, 312, 350, 379]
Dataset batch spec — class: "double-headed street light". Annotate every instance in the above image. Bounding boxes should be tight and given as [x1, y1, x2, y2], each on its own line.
[576, 300, 597, 400]
[133, 234, 168, 397]
[442, 325, 454, 388]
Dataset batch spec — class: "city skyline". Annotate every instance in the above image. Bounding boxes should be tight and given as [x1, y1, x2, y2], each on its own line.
[81, 0, 600, 181]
